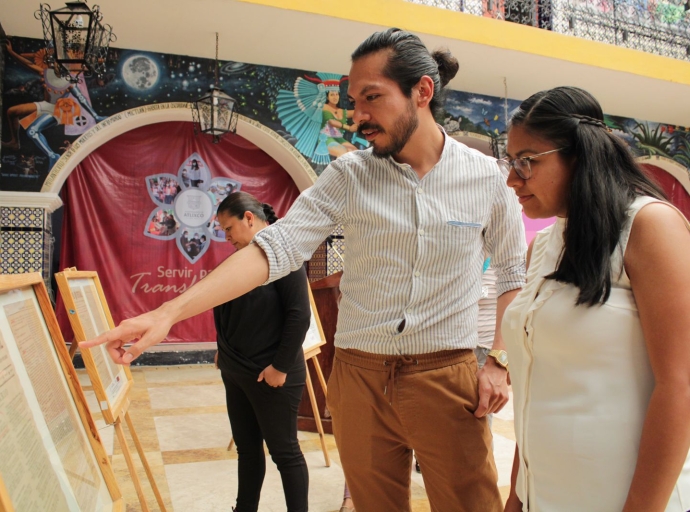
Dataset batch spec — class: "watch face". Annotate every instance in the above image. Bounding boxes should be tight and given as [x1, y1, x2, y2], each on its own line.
[498, 352, 508, 365]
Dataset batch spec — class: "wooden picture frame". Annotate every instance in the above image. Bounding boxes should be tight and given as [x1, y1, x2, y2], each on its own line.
[54, 270, 133, 425]
[302, 284, 327, 359]
[0, 273, 123, 512]
[55, 269, 167, 512]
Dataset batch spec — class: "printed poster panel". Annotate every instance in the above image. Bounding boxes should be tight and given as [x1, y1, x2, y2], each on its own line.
[0, 285, 114, 512]
[302, 286, 326, 354]
[67, 278, 127, 405]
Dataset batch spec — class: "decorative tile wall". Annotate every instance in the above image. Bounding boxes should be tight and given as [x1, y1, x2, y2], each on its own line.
[306, 225, 345, 282]
[326, 224, 345, 276]
[1, 206, 43, 228]
[0, 206, 46, 276]
[308, 242, 328, 282]
[0, 230, 43, 274]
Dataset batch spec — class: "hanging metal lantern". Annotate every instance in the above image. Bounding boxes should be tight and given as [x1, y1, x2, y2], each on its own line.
[191, 33, 238, 143]
[491, 131, 508, 160]
[192, 86, 239, 143]
[35, 1, 115, 83]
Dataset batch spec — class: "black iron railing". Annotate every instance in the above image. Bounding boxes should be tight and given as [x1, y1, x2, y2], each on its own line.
[407, 0, 690, 61]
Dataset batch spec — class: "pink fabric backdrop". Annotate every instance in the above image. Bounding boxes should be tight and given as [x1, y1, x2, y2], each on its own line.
[57, 121, 301, 343]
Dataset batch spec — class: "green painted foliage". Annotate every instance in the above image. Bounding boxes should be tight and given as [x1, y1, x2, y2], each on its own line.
[629, 122, 672, 158]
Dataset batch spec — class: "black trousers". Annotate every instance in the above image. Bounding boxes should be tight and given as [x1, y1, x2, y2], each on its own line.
[221, 367, 309, 512]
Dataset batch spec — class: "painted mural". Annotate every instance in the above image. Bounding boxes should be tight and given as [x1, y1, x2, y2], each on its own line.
[276, 72, 369, 165]
[605, 115, 690, 168]
[441, 90, 520, 138]
[2, 36, 689, 192]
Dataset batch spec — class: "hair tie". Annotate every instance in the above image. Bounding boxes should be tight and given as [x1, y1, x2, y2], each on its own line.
[571, 113, 611, 132]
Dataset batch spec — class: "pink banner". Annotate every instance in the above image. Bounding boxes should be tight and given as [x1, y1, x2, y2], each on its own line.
[58, 122, 300, 343]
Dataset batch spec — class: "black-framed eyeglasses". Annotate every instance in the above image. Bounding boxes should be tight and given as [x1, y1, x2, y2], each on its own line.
[497, 148, 567, 180]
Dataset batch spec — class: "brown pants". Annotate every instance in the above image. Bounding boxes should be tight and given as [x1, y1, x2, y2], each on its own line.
[327, 348, 502, 512]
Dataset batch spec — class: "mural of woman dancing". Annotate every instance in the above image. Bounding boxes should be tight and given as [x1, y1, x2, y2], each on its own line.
[276, 72, 365, 165]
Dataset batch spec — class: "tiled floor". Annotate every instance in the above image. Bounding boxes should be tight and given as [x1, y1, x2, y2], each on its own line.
[79, 364, 515, 511]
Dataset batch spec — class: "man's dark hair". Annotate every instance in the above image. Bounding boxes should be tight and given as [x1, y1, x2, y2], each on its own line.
[510, 86, 666, 306]
[351, 28, 459, 119]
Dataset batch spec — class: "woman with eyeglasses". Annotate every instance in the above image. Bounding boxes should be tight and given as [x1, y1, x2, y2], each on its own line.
[500, 86, 690, 512]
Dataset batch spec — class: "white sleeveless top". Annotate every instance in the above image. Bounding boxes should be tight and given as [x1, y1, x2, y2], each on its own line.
[502, 196, 690, 511]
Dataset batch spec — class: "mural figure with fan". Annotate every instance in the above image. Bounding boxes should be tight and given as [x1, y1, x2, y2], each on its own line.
[276, 72, 367, 165]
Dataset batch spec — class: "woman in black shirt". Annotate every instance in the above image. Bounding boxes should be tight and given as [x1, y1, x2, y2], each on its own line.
[214, 191, 310, 512]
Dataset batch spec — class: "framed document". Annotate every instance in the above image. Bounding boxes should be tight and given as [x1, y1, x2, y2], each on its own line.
[0, 273, 122, 512]
[302, 285, 327, 358]
[55, 270, 132, 425]
[54, 270, 168, 512]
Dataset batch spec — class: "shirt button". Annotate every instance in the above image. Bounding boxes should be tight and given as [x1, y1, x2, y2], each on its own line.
[418, 229, 425, 236]
[414, 271, 421, 277]
[417, 188, 423, 194]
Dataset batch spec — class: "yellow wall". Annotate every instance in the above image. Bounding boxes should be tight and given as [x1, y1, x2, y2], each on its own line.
[237, 0, 690, 85]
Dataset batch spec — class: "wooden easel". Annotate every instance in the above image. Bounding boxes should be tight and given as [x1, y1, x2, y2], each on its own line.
[56, 269, 167, 512]
[227, 283, 331, 467]
[0, 273, 124, 512]
[303, 346, 331, 466]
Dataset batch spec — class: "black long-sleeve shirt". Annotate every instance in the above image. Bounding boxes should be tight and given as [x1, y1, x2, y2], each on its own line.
[214, 265, 310, 376]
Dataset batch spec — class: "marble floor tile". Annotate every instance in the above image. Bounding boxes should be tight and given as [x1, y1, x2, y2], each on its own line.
[155, 412, 231, 451]
[143, 365, 222, 384]
[111, 450, 172, 512]
[147, 384, 226, 409]
[165, 450, 345, 512]
[493, 433, 517, 487]
[495, 391, 514, 421]
[411, 464, 427, 490]
[161, 447, 237, 465]
[297, 429, 316, 441]
[493, 417, 517, 441]
[150, 405, 229, 417]
[410, 499, 432, 511]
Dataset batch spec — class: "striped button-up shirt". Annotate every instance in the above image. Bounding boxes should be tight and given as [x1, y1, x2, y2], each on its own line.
[254, 133, 526, 355]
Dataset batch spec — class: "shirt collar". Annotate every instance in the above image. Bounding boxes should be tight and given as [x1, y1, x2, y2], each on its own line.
[385, 124, 450, 172]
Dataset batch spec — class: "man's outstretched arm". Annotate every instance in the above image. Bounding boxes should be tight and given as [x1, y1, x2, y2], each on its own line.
[80, 243, 269, 364]
[83, 157, 348, 364]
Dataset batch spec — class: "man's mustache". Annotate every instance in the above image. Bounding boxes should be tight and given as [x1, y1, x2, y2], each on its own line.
[357, 123, 385, 136]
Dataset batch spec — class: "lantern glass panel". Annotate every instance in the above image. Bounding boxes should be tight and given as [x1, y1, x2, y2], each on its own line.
[196, 89, 236, 136]
[51, 9, 92, 63]
[193, 84, 237, 141]
[38, 1, 114, 83]
[199, 102, 213, 133]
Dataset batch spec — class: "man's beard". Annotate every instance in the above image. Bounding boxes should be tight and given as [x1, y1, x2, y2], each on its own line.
[359, 100, 419, 158]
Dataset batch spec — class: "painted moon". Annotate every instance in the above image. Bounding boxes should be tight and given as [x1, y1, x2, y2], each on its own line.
[121, 55, 160, 90]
